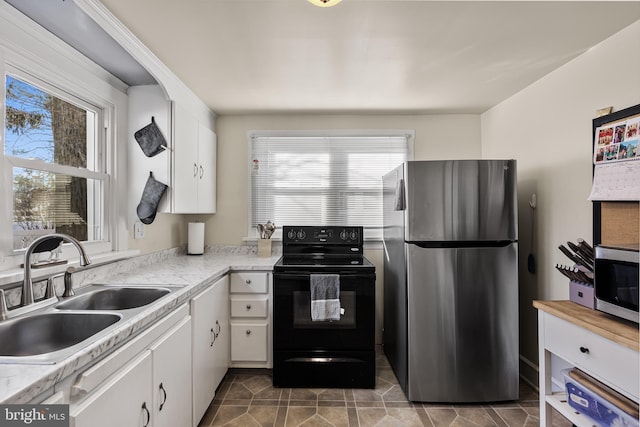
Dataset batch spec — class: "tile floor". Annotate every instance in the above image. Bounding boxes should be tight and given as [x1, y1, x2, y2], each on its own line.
[198, 349, 572, 427]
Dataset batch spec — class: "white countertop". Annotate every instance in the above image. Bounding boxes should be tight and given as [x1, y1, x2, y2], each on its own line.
[0, 247, 280, 404]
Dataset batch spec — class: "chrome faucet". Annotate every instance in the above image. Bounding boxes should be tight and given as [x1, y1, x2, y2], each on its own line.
[22, 233, 91, 306]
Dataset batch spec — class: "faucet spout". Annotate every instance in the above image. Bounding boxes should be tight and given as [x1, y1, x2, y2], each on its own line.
[22, 233, 91, 306]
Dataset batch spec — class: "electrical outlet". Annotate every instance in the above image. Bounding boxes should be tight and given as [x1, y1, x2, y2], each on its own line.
[134, 222, 144, 239]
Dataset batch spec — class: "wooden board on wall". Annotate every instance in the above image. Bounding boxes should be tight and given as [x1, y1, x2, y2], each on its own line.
[600, 202, 640, 245]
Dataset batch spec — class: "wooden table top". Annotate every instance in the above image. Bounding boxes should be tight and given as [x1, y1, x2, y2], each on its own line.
[533, 300, 639, 352]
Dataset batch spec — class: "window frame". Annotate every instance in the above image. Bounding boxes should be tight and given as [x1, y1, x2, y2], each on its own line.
[5, 68, 110, 250]
[0, 14, 127, 270]
[247, 129, 414, 241]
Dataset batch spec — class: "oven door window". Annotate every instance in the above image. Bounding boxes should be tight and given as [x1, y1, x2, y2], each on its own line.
[293, 291, 356, 328]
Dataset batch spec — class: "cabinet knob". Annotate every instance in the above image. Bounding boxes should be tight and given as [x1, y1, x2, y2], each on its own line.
[245, 279, 252, 284]
[246, 329, 252, 335]
[246, 304, 252, 310]
[579, 346, 589, 354]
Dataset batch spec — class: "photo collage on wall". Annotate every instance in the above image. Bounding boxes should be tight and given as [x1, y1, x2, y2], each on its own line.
[593, 115, 640, 164]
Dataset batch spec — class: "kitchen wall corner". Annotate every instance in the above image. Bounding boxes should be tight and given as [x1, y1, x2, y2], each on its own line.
[128, 213, 189, 254]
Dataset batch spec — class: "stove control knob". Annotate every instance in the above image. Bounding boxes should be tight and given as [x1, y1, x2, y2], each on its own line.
[297, 230, 306, 239]
[349, 230, 358, 240]
[339, 230, 348, 240]
[287, 229, 297, 239]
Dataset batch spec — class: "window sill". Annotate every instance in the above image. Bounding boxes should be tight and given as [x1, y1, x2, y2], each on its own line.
[0, 249, 140, 288]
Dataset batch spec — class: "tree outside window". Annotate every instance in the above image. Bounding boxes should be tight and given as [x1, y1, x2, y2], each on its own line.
[4, 75, 102, 250]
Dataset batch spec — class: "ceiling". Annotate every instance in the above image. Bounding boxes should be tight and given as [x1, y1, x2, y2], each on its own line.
[10, 0, 640, 115]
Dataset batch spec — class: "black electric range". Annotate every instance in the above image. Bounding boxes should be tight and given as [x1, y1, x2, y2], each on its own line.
[272, 226, 376, 388]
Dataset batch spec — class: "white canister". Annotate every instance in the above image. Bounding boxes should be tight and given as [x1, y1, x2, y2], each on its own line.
[188, 222, 205, 255]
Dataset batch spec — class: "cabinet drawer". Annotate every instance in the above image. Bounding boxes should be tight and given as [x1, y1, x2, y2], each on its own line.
[544, 314, 639, 400]
[231, 296, 268, 318]
[230, 272, 268, 294]
[230, 323, 268, 362]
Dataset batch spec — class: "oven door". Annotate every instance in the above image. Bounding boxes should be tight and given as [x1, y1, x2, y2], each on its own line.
[273, 271, 376, 351]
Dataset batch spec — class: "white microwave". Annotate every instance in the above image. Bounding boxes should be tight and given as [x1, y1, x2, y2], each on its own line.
[594, 244, 639, 323]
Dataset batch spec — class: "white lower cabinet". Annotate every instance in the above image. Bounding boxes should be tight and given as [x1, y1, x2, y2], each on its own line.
[71, 351, 153, 427]
[191, 275, 229, 426]
[69, 306, 192, 427]
[230, 323, 268, 362]
[151, 317, 192, 427]
[535, 301, 639, 427]
[229, 272, 272, 368]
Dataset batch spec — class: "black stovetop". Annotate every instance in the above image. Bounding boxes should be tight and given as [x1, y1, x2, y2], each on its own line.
[274, 225, 374, 272]
[274, 254, 375, 271]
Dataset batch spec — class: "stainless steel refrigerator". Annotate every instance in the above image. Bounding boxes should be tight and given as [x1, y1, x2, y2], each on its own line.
[382, 160, 519, 402]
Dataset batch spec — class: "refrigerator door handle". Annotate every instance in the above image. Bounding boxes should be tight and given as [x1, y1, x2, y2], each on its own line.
[394, 178, 405, 211]
[382, 239, 390, 263]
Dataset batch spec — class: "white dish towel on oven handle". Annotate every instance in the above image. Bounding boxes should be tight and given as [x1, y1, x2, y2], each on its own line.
[310, 274, 340, 321]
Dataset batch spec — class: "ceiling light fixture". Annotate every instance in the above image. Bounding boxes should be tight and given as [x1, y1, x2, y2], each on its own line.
[307, 0, 342, 7]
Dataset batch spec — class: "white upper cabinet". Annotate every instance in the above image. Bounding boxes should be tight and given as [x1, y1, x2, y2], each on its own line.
[172, 103, 217, 214]
[127, 86, 216, 217]
[196, 124, 217, 213]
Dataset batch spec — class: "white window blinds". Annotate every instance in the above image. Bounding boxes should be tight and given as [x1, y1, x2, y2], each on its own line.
[250, 133, 410, 239]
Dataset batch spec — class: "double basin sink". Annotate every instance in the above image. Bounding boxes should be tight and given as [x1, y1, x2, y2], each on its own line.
[0, 285, 177, 364]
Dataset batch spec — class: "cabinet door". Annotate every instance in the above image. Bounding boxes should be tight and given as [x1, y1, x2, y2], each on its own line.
[173, 103, 199, 213]
[231, 323, 268, 362]
[192, 276, 229, 426]
[197, 123, 216, 213]
[151, 317, 193, 427]
[71, 351, 153, 427]
[211, 275, 229, 393]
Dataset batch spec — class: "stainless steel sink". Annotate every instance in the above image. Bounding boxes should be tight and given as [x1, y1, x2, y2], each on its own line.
[55, 287, 171, 311]
[0, 284, 178, 364]
[0, 312, 121, 357]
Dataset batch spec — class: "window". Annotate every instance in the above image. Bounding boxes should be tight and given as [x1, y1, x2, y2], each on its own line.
[3, 72, 107, 251]
[250, 132, 412, 239]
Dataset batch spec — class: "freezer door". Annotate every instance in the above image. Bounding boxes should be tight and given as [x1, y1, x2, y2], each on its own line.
[404, 160, 517, 242]
[406, 243, 519, 402]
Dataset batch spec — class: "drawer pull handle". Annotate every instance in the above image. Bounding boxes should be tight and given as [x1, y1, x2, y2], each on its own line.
[215, 320, 221, 337]
[579, 346, 589, 354]
[246, 329, 252, 335]
[245, 279, 252, 284]
[210, 328, 216, 346]
[158, 382, 168, 411]
[246, 304, 252, 310]
[142, 402, 151, 427]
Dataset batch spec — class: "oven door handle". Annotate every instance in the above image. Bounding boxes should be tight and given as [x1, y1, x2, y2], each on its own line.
[274, 273, 374, 279]
[285, 357, 366, 364]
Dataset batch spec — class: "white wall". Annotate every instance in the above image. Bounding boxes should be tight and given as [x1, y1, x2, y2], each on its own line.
[209, 114, 481, 245]
[481, 20, 640, 384]
[208, 113, 481, 343]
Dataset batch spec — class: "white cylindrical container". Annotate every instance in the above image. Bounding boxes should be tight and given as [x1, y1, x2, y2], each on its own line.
[188, 222, 205, 255]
